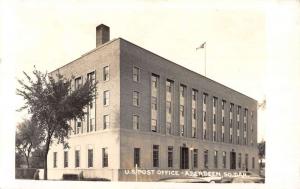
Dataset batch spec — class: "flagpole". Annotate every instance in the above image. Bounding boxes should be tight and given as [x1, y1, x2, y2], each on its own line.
[196, 42, 207, 76]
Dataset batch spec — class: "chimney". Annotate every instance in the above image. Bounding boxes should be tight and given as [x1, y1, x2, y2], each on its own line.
[96, 24, 110, 47]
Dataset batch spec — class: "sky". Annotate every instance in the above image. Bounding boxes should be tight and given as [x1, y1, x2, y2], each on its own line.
[4, 0, 267, 139]
[1, 0, 300, 188]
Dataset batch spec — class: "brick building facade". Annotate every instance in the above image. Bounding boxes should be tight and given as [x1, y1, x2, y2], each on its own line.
[48, 24, 258, 181]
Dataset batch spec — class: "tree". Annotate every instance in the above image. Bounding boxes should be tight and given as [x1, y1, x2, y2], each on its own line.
[258, 139, 265, 169]
[15, 119, 42, 168]
[17, 68, 97, 180]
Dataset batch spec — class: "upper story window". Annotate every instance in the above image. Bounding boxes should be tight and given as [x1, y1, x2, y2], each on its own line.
[103, 66, 109, 81]
[133, 115, 139, 130]
[151, 74, 159, 88]
[75, 77, 82, 90]
[151, 119, 157, 132]
[103, 90, 110, 106]
[103, 115, 110, 129]
[166, 101, 171, 114]
[133, 66, 140, 82]
[222, 100, 226, 109]
[213, 97, 218, 108]
[203, 93, 208, 105]
[180, 85, 185, 97]
[151, 97, 157, 110]
[166, 80, 173, 93]
[192, 89, 197, 101]
[244, 108, 248, 122]
[133, 91, 140, 106]
[180, 105, 184, 117]
[230, 103, 234, 112]
[87, 71, 95, 85]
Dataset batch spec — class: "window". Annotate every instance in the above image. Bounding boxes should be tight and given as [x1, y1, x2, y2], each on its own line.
[204, 150, 208, 169]
[192, 108, 196, 119]
[75, 120, 81, 134]
[193, 149, 198, 168]
[88, 149, 93, 168]
[244, 109, 248, 145]
[102, 148, 108, 167]
[64, 151, 68, 168]
[103, 66, 109, 81]
[133, 91, 139, 106]
[203, 126, 207, 140]
[151, 97, 157, 110]
[134, 148, 140, 167]
[222, 100, 225, 126]
[203, 111, 206, 122]
[230, 103, 234, 112]
[75, 77, 82, 89]
[166, 122, 172, 135]
[53, 152, 57, 168]
[222, 151, 226, 168]
[203, 93, 208, 104]
[151, 119, 157, 132]
[133, 66, 140, 82]
[213, 127, 217, 141]
[252, 157, 255, 169]
[222, 129, 225, 142]
[180, 85, 185, 97]
[89, 118, 95, 132]
[222, 100, 226, 109]
[87, 71, 95, 84]
[213, 114, 216, 124]
[166, 101, 171, 114]
[151, 74, 158, 88]
[180, 105, 184, 116]
[238, 153, 242, 169]
[180, 124, 184, 136]
[230, 103, 234, 127]
[192, 89, 197, 101]
[214, 151, 218, 168]
[75, 150, 80, 168]
[153, 145, 159, 167]
[103, 90, 110, 106]
[166, 80, 172, 93]
[168, 146, 173, 168]
[103, 115, 110, 129]
[230, 128, 233, 143]
[213, 97, 217, 107]
[133, 115, 139, 130]
[192, 127, 196, 138]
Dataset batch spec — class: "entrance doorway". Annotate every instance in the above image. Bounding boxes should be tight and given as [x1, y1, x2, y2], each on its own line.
[230, 152, 236, 169]
[180, 147, 189, 169]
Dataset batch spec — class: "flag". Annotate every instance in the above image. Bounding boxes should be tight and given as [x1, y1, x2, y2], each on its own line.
[196, 42, 206, 50]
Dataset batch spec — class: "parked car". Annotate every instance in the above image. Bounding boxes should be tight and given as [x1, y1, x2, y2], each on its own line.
[231, 171, 265, 183]
[197, 175, 222, 183]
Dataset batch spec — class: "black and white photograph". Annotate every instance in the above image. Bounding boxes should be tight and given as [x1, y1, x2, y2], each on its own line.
[0, 0, 300, 189]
